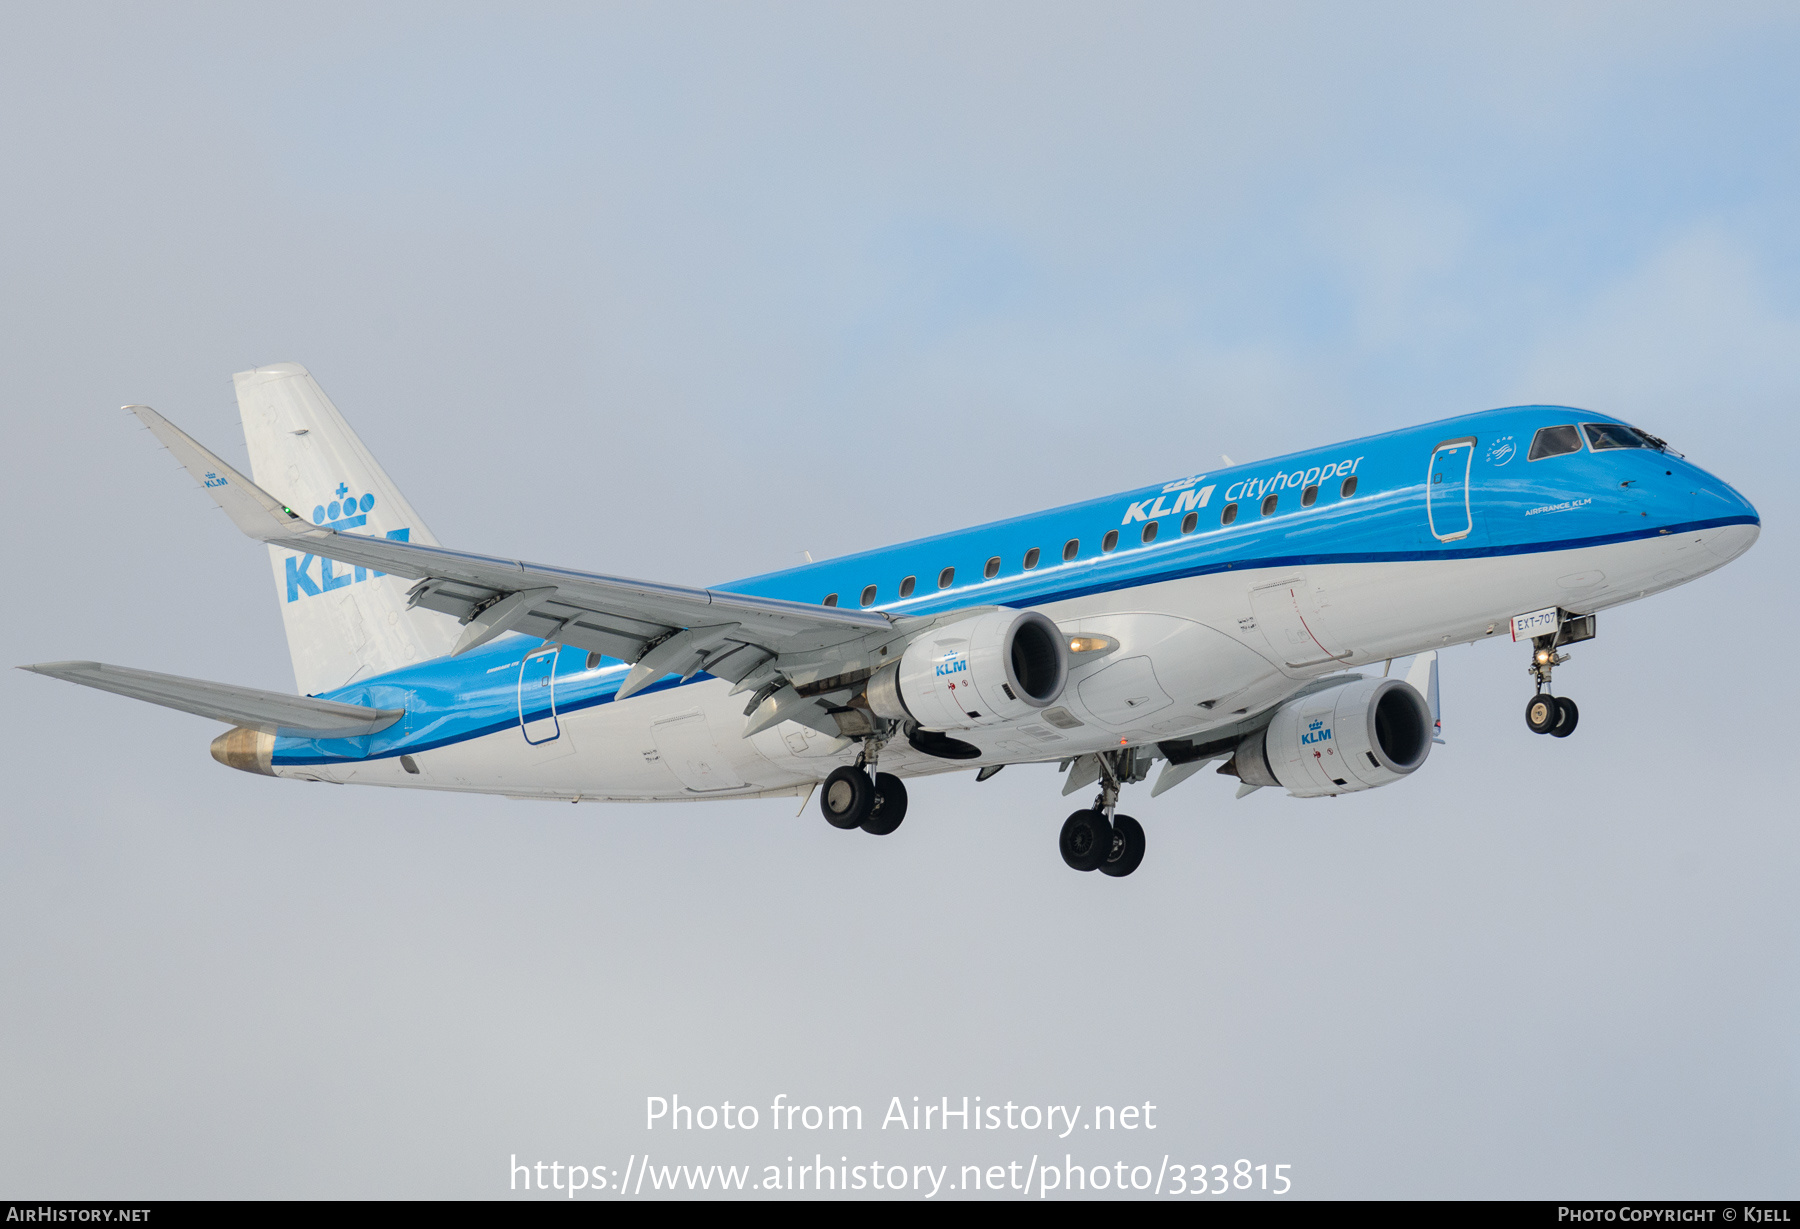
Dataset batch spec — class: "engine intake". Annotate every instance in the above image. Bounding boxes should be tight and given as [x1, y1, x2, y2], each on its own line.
[867, 609, 1068, 731]
[1230, 676, 1432, 797]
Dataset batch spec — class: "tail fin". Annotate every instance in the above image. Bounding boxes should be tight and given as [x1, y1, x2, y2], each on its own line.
[233, 362, 456, 695]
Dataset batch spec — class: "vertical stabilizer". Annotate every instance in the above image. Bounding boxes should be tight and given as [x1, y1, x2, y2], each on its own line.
[233, 363, 457, 695]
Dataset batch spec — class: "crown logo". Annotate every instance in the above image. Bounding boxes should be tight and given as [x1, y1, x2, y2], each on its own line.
[312, 481, 376, 530]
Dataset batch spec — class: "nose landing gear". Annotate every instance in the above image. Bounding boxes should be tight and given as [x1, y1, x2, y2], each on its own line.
[1525, 693, 1578, 737]
[1525, 628, 1582, 738]
[1058, 749, 1147, 877]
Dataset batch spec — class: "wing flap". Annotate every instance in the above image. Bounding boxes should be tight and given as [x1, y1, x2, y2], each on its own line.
[19, 661, 403, 738]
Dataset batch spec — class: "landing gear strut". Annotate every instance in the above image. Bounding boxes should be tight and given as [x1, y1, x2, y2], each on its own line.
[819, 729, 909, 835]
[1526, 632, 1580, 738]
[1058, 749, 1147, 877]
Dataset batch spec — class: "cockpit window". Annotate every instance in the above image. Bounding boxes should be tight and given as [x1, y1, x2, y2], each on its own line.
[1528, 424, 1583, 461]
[1583, 423, 1652, 452]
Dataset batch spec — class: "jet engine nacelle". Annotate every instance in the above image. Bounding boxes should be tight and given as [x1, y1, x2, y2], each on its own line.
[1230, 676, 1433, 798]
[867, 609, 1068, 732]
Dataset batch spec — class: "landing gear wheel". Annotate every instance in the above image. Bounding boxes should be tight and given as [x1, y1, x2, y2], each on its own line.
[1550, 696, 1580, 738]
[820, 766, 873, 829]
[1525, 694, 1560, 735]
[861, 773, 908, 835]
[1098, 814, 1146, 878]
[1059, 809, 1114, 872]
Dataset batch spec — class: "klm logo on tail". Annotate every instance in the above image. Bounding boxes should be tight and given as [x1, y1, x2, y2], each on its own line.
[311, 482, 373, 530]
[285, 480, 411, 602]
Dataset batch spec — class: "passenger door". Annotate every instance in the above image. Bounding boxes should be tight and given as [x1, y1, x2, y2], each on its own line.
[1427, 436, 1475, 542]
[518, 645, 561, 744]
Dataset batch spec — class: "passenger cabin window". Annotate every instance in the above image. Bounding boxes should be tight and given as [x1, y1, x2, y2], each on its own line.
[1181, 511, 1198, 534]
[1584, 422, 1652, 451]
[1102, 529, 1119, 552]
[1341, 476, 1357, 498]
[587, 651, 603, 670]
[1261, 493, 1278, 516]
[1063, 539, 1079, 561]
[860, 584, 878, 607]
[1221, 502, 1239, 525]
[984, 556, 1000, 579]
[1141, 520, 1158, 544]
[823, 593, 838, 607]
[1301, 484, 1318, 507]
[1023, 547, 1040, 569]
[938, 567, 955, 589]
[899, 575, 916, 598]
[1528, 424, 1583, 461]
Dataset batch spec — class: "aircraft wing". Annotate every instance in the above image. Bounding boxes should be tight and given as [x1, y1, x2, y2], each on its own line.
[19, 661, 403, 738]
[130, 407, 935, 728]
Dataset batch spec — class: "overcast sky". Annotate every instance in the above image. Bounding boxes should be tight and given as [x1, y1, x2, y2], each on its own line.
[2, 2, 1795, 1199]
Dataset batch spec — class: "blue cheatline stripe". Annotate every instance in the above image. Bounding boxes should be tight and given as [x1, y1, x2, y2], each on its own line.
[271, 671, 695, 766]
[1002, 515, 1758, 609]
[271, 514, 1753, 769]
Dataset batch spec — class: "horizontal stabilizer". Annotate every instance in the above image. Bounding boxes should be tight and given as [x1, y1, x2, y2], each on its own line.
[19, 661, 403, 738]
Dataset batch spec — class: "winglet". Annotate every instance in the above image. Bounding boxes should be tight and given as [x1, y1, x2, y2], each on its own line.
[126, 405, 307, 542]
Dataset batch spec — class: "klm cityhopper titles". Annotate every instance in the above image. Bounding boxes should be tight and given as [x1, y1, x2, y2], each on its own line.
[23, 364, 1758, 877]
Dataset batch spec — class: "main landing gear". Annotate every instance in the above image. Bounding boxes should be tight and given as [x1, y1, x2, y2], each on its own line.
[1059, 750, 1147, 878]
[819, 735, 908, 836]
[1525, 630, 1580, 739]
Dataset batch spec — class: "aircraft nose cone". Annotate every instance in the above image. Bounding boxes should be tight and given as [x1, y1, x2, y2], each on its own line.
[1714, 476, 1759, 525]
[1705, 519, 1758, 564]
[1733, 484, 1760, 522]
[1692, 470, 1759, 564]
[1686, 461, 1759, 526]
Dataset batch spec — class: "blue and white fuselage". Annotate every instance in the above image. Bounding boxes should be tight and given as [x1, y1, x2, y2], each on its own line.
[23, 368, 1759, 875]
[259, 404, 1755, 800]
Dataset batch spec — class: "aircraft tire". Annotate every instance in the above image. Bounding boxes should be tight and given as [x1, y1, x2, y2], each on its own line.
[1060, 809, 1114, 872]
[1098, 814, 1146, 878]
[861, 773, 909, 835]
[1525, 694, 1560, 734]
[1550, 697, 1580, 738]
[821, 766, 874, 829]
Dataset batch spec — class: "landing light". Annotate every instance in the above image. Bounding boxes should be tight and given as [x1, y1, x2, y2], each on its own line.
[1069, 636, 1117, 654]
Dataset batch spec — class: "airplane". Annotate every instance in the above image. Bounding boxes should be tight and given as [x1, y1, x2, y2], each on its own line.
[21, 363, 1759, 878]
